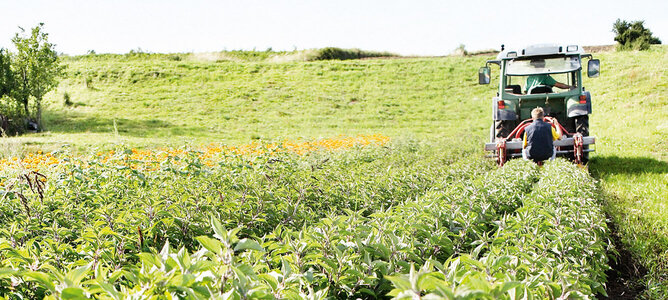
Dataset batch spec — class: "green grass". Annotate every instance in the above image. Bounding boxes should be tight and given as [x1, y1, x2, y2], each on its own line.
[585, 46, 668, 297]
[20, 53, 489, 151]
[2, 46, 667, 296]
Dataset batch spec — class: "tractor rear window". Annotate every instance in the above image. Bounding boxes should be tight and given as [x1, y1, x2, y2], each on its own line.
[506, 56, 580, 75]
[505, 71, 578, 95]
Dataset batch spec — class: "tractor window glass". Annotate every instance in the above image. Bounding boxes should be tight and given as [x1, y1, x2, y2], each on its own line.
[506, 56, 580, 75]
[505, 71, 576, 95]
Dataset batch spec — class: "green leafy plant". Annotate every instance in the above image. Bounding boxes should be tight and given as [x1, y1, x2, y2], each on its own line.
[388, 160, 610, 299]
[3, 142, 614, 299]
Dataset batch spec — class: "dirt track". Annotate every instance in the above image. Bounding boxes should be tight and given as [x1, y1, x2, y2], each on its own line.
[583, 45, 616, 53]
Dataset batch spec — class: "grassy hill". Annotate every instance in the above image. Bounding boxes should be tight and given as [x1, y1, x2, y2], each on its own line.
[3, 46, 667, 296]
[12, 52, 485, 151]
[585, 46, 667, 297]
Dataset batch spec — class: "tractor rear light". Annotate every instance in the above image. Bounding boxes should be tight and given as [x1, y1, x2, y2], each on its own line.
[497, 100, 505, 109]
[579, 95, 587, 104]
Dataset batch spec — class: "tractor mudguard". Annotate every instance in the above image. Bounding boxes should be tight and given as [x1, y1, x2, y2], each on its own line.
[567, 91, 592, 117]
[493, 97, 518, 121]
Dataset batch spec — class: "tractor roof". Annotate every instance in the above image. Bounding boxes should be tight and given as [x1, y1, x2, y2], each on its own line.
[497, 44, 585, 60]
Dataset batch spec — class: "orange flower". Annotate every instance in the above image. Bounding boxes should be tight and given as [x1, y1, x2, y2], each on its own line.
[0, 134, 390, 172]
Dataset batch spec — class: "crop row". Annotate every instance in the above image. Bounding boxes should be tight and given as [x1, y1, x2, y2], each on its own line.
[388, 160, 610, 299]
[0, 141, 486, 298]
[0, 151, 540, 298]
[0, 142, 610, 299]
[1, 144, 439, 245]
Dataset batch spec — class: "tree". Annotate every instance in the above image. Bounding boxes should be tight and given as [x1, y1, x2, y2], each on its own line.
[0, 49, 12, 98]
[612, 19, 662, 51]
[11, 23, 64, 129]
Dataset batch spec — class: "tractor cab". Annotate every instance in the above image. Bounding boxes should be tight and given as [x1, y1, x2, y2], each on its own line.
[506, 56, 579, 94]
[478, 44, 600, 166]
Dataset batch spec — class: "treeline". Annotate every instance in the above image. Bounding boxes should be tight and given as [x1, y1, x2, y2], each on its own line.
[0, 23, 63, 134]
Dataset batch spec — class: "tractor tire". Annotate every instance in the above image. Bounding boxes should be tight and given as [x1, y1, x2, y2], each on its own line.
[574, 115, 590, 164]
[495, 120, 514, 140]
[574, 115, 589, 136]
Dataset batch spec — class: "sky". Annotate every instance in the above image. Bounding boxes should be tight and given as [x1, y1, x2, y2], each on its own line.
[0, 0, 666, 56]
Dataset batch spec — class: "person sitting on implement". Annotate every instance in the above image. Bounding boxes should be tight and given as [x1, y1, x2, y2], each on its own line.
[524, 59, 573, 93]
[522, 107, 562, 161]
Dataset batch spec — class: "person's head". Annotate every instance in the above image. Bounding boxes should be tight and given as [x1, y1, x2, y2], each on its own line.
[529, 59, 545, 68]
[531, 107, 544, 120]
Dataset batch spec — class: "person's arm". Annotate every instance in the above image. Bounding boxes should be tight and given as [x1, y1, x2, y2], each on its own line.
[545, 75, 573, 90]
[551, 127, 562, 140]
[553, 82, 573, 90]
[523, 132, 527, 148]
[547, 117, 563, 140]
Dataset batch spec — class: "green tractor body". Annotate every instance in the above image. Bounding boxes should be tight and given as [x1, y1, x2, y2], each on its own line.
[479, 44, 599, 165]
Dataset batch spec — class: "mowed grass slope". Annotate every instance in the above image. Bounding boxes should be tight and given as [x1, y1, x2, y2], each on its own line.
[585, 46, 668, 296]
[31, 53, 488, 150]
[6, 46, 668, 295]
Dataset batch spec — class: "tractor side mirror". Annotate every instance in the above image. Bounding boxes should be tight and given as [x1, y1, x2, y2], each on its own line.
[587, 59, 600, 78]
[478, 67, 491, 84]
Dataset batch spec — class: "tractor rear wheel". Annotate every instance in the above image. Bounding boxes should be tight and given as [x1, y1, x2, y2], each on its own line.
[574, 115, 589, 164]
[495, 120, 514, 140]
[575, 115, 589, 136]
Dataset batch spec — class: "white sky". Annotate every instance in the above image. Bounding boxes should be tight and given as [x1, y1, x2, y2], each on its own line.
[0, 0, 666, 56]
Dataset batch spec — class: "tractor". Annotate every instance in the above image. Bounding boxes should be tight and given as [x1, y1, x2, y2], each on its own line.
[478, 44, 600, 166]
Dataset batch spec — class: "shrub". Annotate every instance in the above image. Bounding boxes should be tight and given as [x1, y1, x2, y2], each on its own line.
[310, 47, 397, 61]
[63, 91, 72, 106]
[612, 19, 662, 51]
[0, 95, 26, 134]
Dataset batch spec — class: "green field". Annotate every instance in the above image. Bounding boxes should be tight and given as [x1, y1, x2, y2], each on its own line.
[586, 47, 668, 297]
[0, 46, 666, 298]
[17, 52, 488, 150]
